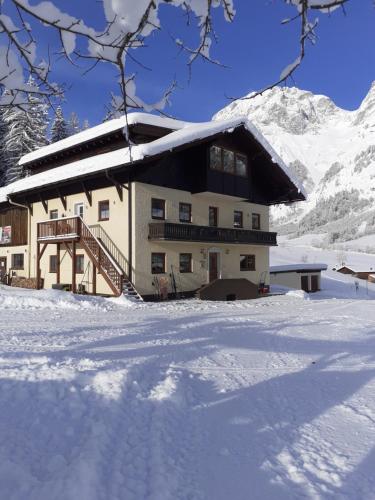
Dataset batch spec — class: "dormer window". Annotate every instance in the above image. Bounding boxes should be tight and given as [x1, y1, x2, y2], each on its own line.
[209, 146, 248, 177]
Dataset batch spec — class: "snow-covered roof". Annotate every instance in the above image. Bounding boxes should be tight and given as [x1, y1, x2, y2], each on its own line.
[19, 112, 191, 166]
[270, 263, 328, 273]
[0, 115, 306, 203]
[336, 266, 375, 273]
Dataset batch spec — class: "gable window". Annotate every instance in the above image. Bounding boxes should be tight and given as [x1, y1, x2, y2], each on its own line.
[151, 253, 165, 274]
[209, 206, 218, 227]
[252, 213, 261, 230]
[151, 198, 165, 220]
[12, 254, 24, 270]
[179, 253, 192, 273]
[234, 210, 243, 228]
[49, 255, 57, 273]
[98, 200, 110, 221]
[74, 202, 84, 219]
[76, 254, 84, 274]
[223, 149, 235, 174]
[179, 202, 192, 223]
[210, 145, 222, 171]
[49, 209, 58, 220]
[209, 146, 248, 177]
[240, 254, 255, 271]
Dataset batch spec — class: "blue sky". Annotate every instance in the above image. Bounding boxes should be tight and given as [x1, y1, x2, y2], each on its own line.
[46, 1, 375, 127]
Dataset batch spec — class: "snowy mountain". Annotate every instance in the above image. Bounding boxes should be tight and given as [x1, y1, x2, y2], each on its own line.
[214, 83, 375, 247]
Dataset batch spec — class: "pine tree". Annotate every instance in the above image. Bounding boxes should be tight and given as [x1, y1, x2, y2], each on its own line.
[3, 77, 49, 185]
[51, 106, 69, 143]
[82, 119, 90, 131]
[68, 112, 80, 136]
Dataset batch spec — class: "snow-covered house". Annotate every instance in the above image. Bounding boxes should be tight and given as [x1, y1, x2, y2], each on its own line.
[0, 113, 304, 300]
[270, 263, 328, 293]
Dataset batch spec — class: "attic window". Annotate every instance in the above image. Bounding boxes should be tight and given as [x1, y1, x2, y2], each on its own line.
[209, 146, 248, 177]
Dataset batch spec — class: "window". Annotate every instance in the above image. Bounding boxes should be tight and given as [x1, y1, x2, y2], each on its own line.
[98, 200, 110, 221]
[49, 255, 57, 273]
[49, 209, 58, 220]
[179, 253, 192, 273]
[210, 145, 222, 171]
[252, 213, 261, 230]
[151, 253, 166, 274]
[235, 154, 248, 177]
[209, 146, 248, 177]
[76, 254, 84, 274]
[151, 198, 165, 220]
[240, 254, 255, 271]
[234, 210, 243, 228]
[179, 202, 192, 223]
[74, 202, 84, 219]
[12, 254, 24, 270]
[209, 206, 218, 227]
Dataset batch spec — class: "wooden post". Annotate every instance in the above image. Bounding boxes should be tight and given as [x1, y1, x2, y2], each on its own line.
[72, 241, 76, 293]
[56, 243, 60, 284]
[36, 242, 41, 289]
[92, 264, 96, 295]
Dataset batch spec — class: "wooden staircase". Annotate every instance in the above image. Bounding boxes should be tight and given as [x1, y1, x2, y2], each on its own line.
[37, 216, 142, 300]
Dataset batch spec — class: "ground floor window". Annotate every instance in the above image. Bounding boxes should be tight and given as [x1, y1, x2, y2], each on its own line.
[151, 253, 166, 274]
[49, 255, 57, 273]
[76, 254, 84, 274]
[11, 254, 24, 270]
[179, 253, 192, 273]
[240, 254, 255, 271]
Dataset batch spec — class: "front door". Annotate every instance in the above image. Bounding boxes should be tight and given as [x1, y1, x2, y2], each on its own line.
[209, 252, 219, 282]
[0, 257, 7, 283]
[301, 275, 309, 292]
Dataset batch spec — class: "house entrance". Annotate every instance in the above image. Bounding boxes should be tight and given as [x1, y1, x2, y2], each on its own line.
[0, 257, 7, 283]
[209, 252, 219, 282]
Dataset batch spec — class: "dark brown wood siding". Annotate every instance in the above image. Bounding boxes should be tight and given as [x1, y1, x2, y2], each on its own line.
[0, 207, 28, 246]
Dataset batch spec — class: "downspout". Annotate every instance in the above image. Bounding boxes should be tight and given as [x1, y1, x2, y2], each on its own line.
[128, 178, 132, 282]
[8, 196, 32, 278]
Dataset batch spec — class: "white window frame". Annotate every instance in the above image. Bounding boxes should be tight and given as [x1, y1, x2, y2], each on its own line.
[74, 202, 84, 219]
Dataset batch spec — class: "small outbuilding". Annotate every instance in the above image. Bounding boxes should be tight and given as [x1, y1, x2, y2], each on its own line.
[270, 263, 328, 293]
[336, 266, 375, 281]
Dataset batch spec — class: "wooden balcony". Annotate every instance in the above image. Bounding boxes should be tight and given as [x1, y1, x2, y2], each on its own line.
[149, 222, 277, 246]
[37, 217, 80, 242]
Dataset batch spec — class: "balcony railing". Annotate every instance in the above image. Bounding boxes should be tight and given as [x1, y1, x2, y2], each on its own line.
[37, 216, 80, 241]
[149, 222, 277, 246]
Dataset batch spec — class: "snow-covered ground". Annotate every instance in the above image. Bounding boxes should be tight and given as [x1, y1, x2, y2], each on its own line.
[1, 244, 375, 499]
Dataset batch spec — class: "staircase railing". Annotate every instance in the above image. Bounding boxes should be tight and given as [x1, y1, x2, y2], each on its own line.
[79, 218, 124, 296]
[89, 224, 129, 276]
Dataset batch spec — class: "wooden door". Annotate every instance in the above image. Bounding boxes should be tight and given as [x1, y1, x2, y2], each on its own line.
[209, 252, 219, 282]
[301, 275, 309, 292]
[311, 275, 319, 292]
[0, 257, 7, 282]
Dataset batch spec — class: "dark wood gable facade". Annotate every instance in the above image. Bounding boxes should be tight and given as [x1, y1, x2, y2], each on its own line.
[0, 207, 28, 246]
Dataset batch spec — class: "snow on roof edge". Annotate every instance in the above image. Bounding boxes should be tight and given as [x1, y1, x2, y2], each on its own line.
[19, 112, 192, 166]
[270, 264, 328, 273]
[1, 115, 305, 204]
